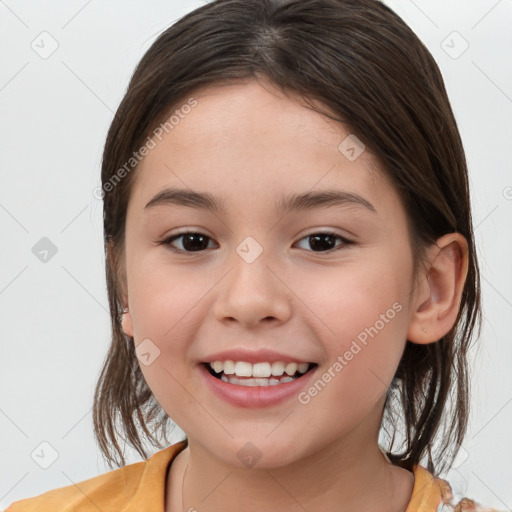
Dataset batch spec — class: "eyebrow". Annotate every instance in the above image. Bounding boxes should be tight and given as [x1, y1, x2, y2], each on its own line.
[144, 187, 377, 215]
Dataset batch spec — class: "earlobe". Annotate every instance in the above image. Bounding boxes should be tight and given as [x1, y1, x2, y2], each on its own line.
[121, 307, 134, 337]
[107, 241, 131, 334]
[407, 233, 469, 344]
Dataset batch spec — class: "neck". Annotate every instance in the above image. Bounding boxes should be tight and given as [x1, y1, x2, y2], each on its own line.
[167, 433, 414, 512]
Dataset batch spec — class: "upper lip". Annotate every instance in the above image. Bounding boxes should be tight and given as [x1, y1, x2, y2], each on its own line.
[201, 348, 314, 364]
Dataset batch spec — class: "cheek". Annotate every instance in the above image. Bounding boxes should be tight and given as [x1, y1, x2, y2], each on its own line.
[293, 255, 408, 338]
[126, 258, 210, 397]
[292, 259, 410, 403]
[130, 267, 202, 416]
[128, 253, 215, 341]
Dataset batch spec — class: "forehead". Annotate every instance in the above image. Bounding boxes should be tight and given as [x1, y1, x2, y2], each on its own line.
[129, 79, 403, 224]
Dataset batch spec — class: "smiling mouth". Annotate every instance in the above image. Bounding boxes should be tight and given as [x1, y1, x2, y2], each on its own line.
[203, 362, 318, 387]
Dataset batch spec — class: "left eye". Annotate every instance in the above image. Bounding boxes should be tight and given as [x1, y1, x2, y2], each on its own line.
[161, 231, 353, 254]
[295, 232, 352, 252]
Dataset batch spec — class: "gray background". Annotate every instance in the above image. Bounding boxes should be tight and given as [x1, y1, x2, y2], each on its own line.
[1, 0, 511, 509]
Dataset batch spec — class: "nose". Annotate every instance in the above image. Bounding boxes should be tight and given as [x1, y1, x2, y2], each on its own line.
[212, 244, 293, 328]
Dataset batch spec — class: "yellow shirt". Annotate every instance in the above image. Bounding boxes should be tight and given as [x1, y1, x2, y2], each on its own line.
[6, 439, 444, 512]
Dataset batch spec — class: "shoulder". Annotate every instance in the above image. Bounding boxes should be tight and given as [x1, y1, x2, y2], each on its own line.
[4, 440, 187, 512]
[406, 465, 445, 512]
[413, 467, 505, 512]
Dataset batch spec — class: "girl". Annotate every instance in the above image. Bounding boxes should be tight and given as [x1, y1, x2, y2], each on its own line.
[6, 0, 500, 510]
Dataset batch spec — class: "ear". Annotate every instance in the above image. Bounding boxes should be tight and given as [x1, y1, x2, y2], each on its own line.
[106, 241, 133, 337]
[407, 233, 469, 344]
[121, 308, 134, 338]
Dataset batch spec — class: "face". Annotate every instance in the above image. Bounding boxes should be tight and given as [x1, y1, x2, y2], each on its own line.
[120, 78, 420, 468]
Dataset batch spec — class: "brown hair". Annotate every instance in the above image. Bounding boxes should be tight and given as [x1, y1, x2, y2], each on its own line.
[93, 0, 481, 475]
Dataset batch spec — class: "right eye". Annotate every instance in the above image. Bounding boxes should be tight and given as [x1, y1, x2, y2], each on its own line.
[161, 231, 217, 253]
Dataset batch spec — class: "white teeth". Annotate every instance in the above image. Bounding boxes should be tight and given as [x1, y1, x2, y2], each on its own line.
[252, 362, 272, 378]
[209, 360, 310, 378]
[285, 362, 298, 376]
[218, 375, 295, 387]
[298, 362, 309, 373]
[271, 361, 285, 376]
[212, 361, 223, 373]
[234, 361, 253, 377]
[223, 360, 235, 375]
[208, 360, 312, 385]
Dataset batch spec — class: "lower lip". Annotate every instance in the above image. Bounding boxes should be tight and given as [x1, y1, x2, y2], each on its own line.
[199, 364, 318, 408]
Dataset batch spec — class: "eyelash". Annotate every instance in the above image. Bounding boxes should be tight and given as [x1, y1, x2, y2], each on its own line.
[159, 229, 354, 255]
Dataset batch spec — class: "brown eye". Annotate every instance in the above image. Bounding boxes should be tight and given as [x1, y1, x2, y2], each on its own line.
[295, 232, 353, 253]
[161, 230, 353, 255]
[163, 232, 215, 252]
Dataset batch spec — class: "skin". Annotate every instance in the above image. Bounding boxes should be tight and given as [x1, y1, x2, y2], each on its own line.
[117, 78, 469, 512]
